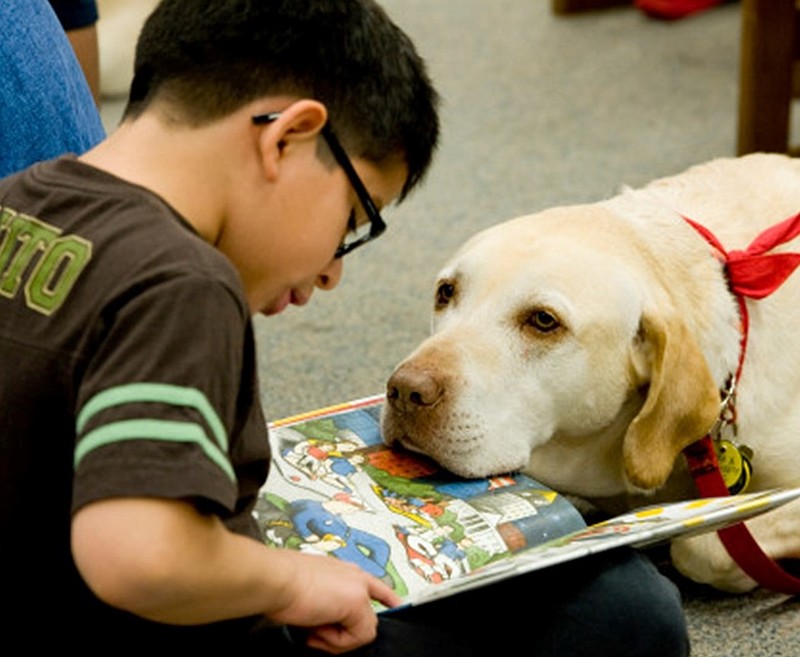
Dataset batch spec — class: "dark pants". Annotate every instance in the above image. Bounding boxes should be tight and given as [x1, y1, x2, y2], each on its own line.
[275, 548, 689, 657]
[46, 547, 688, 655]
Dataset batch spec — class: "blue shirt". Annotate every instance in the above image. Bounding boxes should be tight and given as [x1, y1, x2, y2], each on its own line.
[0, 0, 105, 179]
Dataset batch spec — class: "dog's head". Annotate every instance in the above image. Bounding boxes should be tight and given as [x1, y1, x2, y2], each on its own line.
[381, 205, 720, 497]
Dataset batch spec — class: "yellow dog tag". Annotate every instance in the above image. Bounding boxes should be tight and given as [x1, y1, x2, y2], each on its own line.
[715, 440, 753, 495]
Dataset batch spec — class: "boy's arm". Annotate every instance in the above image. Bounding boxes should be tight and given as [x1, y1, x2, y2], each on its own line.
[72, 497, 401, 653]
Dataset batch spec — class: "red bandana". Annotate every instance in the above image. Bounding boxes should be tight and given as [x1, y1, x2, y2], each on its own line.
[684, 211, 800, 299]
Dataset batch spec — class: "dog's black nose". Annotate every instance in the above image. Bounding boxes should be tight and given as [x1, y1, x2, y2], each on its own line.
[386, 363, 444, 413]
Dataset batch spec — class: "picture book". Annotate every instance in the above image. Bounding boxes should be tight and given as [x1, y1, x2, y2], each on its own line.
[254, 395, 800, 610]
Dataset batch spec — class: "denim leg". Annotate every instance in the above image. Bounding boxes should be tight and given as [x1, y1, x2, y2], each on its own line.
[0, 0, 104, 179]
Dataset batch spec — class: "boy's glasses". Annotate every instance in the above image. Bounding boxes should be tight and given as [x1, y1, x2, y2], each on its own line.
[252, 112, 387, 258]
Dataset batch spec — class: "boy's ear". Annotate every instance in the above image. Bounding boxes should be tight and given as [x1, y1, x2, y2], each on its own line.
[256, 99, 328, 181]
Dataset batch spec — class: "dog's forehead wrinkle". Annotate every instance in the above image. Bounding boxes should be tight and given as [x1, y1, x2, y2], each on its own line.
[452, 219, 651, 308]
[444, 255, 634, 323]
[509, 205, 646, 249]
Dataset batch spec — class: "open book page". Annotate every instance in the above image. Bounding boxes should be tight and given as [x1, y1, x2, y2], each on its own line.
[255, 396, 800, 609]
[255, 395, 585, 607]
[408, 486, 800, 606]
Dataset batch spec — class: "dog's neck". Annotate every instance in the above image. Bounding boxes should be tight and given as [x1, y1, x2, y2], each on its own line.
[601, 191, 743, 391]
[605, 190, 800, 492]
[524, 393, 647, 499]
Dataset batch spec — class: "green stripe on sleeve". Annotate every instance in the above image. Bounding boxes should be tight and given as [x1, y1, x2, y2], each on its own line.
[77, 383, 229, 451]
[74, 418, 236, 483]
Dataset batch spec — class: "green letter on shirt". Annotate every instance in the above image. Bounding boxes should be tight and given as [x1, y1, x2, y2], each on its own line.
[0, 207, 92, 315]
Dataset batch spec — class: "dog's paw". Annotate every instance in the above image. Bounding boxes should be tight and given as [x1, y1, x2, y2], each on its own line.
[670, 533, 758, 593]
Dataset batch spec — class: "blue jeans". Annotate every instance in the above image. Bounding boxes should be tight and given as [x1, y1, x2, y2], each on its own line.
[0, 0, 104, 179]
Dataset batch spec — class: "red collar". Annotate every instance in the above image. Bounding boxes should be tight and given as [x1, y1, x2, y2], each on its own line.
[681, 212, 800, 594]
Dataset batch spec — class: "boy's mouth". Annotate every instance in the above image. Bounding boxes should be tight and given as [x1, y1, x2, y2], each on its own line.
[262, 289, 310, 316]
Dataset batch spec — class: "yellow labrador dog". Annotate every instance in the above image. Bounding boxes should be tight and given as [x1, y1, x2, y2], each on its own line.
[381, 153, 800, 592]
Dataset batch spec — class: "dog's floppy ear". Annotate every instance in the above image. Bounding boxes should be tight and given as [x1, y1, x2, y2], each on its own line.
[623, 310, 720, 490]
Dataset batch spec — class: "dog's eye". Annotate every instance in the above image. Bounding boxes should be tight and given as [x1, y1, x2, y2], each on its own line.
[435, 281, 456, 308]
[527, 310, 560, 333]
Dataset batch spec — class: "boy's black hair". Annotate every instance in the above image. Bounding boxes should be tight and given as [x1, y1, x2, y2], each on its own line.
[124, 0, 440, 200]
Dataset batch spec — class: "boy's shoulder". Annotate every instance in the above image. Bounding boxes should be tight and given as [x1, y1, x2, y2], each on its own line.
[0, 156, 246, 314]
[3, 157, 215, 260]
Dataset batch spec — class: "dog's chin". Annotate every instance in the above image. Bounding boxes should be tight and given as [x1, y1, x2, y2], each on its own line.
[394, 435, 525, 479]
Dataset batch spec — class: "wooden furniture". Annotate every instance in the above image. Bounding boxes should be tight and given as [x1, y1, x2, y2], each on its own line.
[551, 0, 630, 12]
[553, 0, 800, 155]
[736, 0, 799, 155]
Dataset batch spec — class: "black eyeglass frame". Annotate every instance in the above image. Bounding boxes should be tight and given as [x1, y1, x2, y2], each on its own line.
[252, 112, 387, 258]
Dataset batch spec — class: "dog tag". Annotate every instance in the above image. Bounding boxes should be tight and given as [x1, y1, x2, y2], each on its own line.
[715, 439, 753, 495]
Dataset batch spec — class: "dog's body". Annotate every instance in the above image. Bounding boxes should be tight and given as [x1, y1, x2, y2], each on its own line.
[381, 153, 800, 592]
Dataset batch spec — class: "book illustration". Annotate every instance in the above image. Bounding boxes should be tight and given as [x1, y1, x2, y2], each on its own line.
[412, 485, 800, 606]
[256, 396, 800, 609]
[254, 396, 586, 602]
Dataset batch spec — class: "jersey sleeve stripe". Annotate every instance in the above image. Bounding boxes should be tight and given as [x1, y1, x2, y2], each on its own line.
[77, 382, 229, 451]
[74, 418, 236, 482]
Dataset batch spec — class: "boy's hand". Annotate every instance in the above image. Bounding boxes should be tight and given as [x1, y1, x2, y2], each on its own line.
[72, 497, 401, 653]
[270, 551, 402, 654]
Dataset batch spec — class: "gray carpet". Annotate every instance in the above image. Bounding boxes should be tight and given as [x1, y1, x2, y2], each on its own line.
[103, 1, 800, 653]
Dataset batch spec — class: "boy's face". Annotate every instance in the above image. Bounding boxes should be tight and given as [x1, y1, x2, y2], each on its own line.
[223, 138, 408, 316]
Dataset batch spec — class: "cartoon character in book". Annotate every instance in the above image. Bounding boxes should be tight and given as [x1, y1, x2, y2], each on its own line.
[373, 486, 444, 528]
[252, 497, 296, 547]
[324, 440, 364, 489]
[429, 532, 470, 580]
[282, 438, 364, 492]
[287, 493, 392, 581]
[394, 525, 442, 583]
[566, 523, 634, 543]
[562, 508, 680, 545]
[394, 524, 471, 584]
[437, 532, 471, 571]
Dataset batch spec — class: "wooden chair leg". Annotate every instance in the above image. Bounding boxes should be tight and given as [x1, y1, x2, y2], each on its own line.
[552, 0, 632, 14]
[736, 0, 797, 155]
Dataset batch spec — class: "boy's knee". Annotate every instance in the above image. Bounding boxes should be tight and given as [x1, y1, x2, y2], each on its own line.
[538, 549, 690, 657]
[625, 583, 690, 657]
[595, 550, 690, 657]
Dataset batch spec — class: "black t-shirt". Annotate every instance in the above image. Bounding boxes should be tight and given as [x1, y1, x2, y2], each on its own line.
[0, 157, 270, 638]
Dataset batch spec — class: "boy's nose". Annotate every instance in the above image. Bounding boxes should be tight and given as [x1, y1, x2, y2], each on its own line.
[316, 258, 343, 291]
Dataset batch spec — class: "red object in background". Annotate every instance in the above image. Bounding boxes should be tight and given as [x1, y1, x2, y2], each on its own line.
[635, 0, 724, 19]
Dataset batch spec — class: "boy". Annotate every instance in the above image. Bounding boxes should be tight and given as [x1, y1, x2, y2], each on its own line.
[0, 1, 689, 654]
